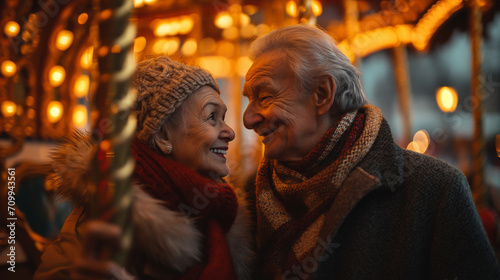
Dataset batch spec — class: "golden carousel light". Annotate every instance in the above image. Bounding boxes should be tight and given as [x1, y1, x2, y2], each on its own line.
[134, 0, 145, 8]
[181, 38, 197, 56]
[311, 0, 323, 17]
[49, 65, 66, 87]
[154, 21, 171, 37]
[286, 0, 298, 17]
[1, 60, 17, 77]
[496, 135, 500, 157]
[436, 86, 458, 113]
[78, 13, 89, 25]
[215, 12, 233, 29]
[47, 100, 63, 123]
[134, 36, 147, 53]
[73, 104, 88, 128]
[222, 27, 239, 40]
[56, 30, 74, 51]
[413, 130, 430, 154]
[80, 46, 94, 69]
[178, 16, 194, 35]
[74, 74, 90, 98]
[237, 56, 253, 77]
[4, 21, 20, 37]
[1, 100, 16, 117]
[406, 142, 421, 153]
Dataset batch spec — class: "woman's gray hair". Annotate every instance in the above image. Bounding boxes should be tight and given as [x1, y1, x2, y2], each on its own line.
[248, 24, 368, 116]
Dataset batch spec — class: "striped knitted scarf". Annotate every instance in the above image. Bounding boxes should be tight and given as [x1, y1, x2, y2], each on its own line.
[255, 105, 383, 280]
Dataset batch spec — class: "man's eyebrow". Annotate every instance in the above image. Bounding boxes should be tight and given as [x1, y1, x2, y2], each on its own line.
[243, 79, 274, 97]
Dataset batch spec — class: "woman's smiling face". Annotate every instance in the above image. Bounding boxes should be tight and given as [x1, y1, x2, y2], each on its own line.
[165, 86, 235, 179]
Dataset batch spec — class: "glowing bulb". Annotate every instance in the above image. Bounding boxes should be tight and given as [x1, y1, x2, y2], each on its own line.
[80, 47, 94, 69]
[49, 65, 66, 87]
[134, 0, 145, 8]
[179, 16, 194, 34]
[413, 130, 429, 154]
[56, 30, 74, 51]
[1, 100, 16, 117]
[436, 86, 458, 113]
[406, 142, 421, 153]
[311, 0, 323, 17]
[215, 12, 233, 29]
[1, 60, 17, 77]
[286, 1, 298, 17]
[73, 105, 88, 128]
[74, 75, 90, 98]
[78, 13, 88, 24]
[47, 101, 63, 123]
[134, 36, 147, 53]
[181, 39, 197, 56]
[4, 21, 20, 37]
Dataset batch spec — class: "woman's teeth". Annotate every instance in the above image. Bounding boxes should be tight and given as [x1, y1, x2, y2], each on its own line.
[210, 148, 227, 155]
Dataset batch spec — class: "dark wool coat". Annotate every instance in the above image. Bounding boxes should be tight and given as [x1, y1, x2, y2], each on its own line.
[251, 119, 500, 280]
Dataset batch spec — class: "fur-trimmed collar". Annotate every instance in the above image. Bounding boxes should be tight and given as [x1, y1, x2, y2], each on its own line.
[48, 131, 254, 279]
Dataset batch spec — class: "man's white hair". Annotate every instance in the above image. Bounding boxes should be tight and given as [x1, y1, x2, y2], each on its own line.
[249, 24, 368, 116]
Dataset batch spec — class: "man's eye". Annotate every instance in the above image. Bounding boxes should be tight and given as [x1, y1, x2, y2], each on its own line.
[259, 95, 271, 102]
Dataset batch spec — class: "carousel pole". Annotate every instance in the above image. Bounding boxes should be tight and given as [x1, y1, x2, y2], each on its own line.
[90, 0, 136, 266]
[344, 0, 360, 66]
[298, 0, 316, 24]
[469, 0, 486, 206]
[392, 45, 413, 146]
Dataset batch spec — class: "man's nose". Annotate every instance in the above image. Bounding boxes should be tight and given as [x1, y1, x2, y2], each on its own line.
[243, 101, 263, 130]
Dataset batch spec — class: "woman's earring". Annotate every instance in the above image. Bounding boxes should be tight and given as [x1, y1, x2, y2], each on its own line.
[165, 143, 172, 154]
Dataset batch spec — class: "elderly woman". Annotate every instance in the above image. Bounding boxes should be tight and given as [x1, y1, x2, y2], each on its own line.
[34, 57, 254, 280]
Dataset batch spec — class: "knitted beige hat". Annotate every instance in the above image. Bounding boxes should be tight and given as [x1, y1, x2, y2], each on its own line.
[133, 56, 220, 147]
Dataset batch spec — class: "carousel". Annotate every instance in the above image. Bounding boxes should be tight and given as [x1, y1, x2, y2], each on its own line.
[0, 0, 499, 278]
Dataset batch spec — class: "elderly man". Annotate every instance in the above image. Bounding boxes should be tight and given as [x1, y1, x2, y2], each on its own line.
[242, 24, 499, 280]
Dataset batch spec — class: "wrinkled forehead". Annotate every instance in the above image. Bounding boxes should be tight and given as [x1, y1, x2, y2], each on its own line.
[245, 51, 289, 82]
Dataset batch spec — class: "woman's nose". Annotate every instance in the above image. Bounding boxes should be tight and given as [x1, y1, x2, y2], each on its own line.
[220, 122, 235, 142]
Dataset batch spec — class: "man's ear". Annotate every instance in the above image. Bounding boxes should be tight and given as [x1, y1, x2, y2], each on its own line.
[315, 74, 336, 116]
[154, 131, 172, 155]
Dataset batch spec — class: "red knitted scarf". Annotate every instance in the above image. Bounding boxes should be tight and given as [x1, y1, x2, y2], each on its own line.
[256, 106, 383, 280]
[131, 139, 238, 279]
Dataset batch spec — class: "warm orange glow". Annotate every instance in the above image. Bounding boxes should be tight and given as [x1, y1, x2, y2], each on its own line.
[144, 0, 157, 5]
[243, 5, 258, 15]
[286, 1, 298, 17]
[215, 12, 233, 29]
[47, 101, 63, 123]
[197, 56, 232, 78]
[134, 36, 147, 53]
[181, 39, 197, 56]
[80, 47, 94, 69]
[406, 142, 421, 153]
[1, 100, 16, 117]
[49, 66, 66, 87]
[199, 38, 217, 55]
[311, 0, 323, 17]
[56, 30, 74, 51]
[222, 27, 239, 40]
[436, 86, 458, 113]
[4, 21, 20, 37]
[241, 24, 257, 38]
[152, 38, 179, 54]
[154, 22, 171, 37]
[178, 16, 194, 34]
[256, 24, 270, 36]
[1, 60, 17, 77]
[73, 105, 88, 128]
[217, 40, 235, 57]
[496, 135, 500, 158]
[78, 13, 88, 25]
[74, 75, 90, 98]
[413, 130, 430, 154]
[240, 14, 250, 26]
[237, 56, 253, 77]
[134, 0, 145, 8]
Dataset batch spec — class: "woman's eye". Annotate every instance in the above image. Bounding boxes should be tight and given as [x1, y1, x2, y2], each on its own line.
[208, 113, 215, 120]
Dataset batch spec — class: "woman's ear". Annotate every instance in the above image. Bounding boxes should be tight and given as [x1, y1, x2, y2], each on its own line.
[315, 74, 336, 116]
[154, 131, 173, 155]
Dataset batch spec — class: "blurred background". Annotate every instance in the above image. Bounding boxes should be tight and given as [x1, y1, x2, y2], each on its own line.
[0, 0, 499, 277]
